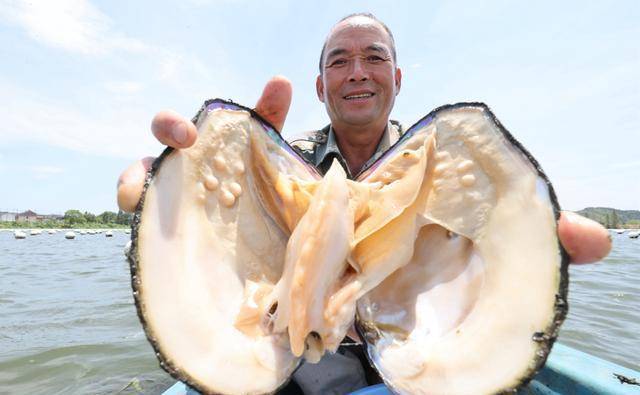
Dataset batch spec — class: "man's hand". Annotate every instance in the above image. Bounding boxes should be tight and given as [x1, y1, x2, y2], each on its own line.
[116, 75, 611, 265]
[558, 211, 611, 263]
[116, 75, 292, 212]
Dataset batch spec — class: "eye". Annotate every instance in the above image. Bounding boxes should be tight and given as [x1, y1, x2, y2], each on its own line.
[366, 55, 384, 63]
[328, 58, 348, 67]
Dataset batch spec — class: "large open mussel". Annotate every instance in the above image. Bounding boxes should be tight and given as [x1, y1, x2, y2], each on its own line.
[129, 99, 568, 394]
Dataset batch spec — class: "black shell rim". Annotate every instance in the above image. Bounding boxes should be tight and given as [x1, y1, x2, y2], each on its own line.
[197, 99, 322, 177]
[128, 99, 304, 395]
[354, 103, 570, 394]
[128, 98, 569, 394]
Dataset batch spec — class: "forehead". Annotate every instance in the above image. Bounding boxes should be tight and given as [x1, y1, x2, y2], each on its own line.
[324, 18, 392, 55]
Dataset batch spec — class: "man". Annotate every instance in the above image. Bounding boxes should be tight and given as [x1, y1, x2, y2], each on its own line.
[117, 13, 611, 393]
[293, 13, 403, 179]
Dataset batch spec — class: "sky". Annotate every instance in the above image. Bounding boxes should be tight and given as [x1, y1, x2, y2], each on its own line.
[0, 0, 638, 215]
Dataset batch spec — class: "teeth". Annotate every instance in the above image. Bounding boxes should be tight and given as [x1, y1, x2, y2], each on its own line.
[345, 93, 373, 100]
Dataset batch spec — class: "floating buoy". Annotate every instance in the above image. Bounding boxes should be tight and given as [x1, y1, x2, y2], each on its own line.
[65, 231, 76, 239]
[106, 230, 113, 237]
[14, 230, 27, 239]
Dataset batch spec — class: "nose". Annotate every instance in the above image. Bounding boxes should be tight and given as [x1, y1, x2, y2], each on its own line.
[348, 57, 369, 82]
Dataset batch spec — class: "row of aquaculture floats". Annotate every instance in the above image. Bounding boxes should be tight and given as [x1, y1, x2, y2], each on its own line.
[6, 228, 131, 240]
[6, 228, 640, 239]
[613, 228, 640, 238]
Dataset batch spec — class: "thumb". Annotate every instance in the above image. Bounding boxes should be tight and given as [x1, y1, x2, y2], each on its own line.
[254, 75, 292, 132]
[558, 211, 612, 264]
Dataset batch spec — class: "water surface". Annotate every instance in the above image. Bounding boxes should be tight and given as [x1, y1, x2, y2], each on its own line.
[0, 230, 638, 394]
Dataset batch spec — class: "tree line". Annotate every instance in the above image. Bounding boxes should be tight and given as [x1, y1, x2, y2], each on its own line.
[603, 211, 621, 229]
[0, 210, 133, 229]
[62, 210, 132, 225]
[62, 210, 133, 226]
[577, 207, 640, 229]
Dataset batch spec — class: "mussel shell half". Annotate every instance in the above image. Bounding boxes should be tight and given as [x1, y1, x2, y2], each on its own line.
[355, 103, 569, 395]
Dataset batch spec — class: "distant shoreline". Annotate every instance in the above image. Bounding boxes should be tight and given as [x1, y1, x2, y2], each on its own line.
[0, 210, 133, 230]
[0, 223, 130, 230]
[577, 207, 640, 229]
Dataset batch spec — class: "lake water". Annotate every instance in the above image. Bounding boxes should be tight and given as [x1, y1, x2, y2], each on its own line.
[0, 229, 638, 394]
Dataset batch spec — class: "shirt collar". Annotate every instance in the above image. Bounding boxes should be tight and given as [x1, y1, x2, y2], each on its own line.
[315, 122, 400, 170]
[314, 125, 341, 168]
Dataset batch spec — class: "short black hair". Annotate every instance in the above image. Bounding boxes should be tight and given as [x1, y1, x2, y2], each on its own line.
[318, 13, 397, 74]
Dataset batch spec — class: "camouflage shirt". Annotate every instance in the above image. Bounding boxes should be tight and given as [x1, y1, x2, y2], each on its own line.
[289, 121, 404, 178]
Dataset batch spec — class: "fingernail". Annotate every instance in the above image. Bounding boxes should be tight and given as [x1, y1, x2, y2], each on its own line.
[564, 211, 587, 225]
[173, 122, 188, 144]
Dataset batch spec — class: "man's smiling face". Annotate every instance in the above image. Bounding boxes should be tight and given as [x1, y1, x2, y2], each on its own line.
[316, 17, 402, 134]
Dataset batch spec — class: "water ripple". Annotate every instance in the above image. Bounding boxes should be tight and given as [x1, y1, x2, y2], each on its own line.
[0, 231, 638, 393]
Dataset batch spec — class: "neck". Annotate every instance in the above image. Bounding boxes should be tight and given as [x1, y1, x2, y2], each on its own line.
[332, 122, 387, 175]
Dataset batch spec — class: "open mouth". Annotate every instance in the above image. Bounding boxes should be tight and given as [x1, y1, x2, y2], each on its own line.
[344, 92, 375, 100]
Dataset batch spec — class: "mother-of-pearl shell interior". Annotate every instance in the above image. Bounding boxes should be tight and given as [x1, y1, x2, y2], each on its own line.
[131, 100, 565, 395]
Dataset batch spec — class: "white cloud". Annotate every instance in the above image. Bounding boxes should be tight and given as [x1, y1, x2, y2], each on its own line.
[0, 0, 145, 55]
[0, 1, 235, 160]
[610, 160, 640, 170]
[0, 0, 221, 88]
[30, 165, 64, 179]
[30, 165, 63, 174]
[183, 0, 242, 5]
[0, 80, 161, 159]
[0, 45, 229, 160]
[103, 81, 143, 95]
[151, 48, 226, 97]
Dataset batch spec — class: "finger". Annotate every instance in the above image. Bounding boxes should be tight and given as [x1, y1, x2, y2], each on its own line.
[117, 157, 155, 212]
[254, 75, 292, 132]
[151, 110, 198, 148]
[558, 211, 612, 264]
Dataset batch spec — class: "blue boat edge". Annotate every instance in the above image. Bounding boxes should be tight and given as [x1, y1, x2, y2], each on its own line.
[161, 343, 640, 394]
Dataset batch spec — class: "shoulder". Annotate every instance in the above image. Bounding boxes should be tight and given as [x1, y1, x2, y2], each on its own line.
[287, 125, 330, 160]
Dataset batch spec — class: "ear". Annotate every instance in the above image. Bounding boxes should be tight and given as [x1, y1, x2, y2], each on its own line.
[394, 67, 402, 95]
[316, 74, 325, 103]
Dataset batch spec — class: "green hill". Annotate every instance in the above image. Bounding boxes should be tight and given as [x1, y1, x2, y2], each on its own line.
[577, 207, 640, 228]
